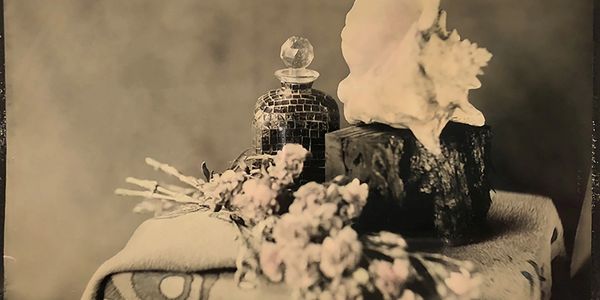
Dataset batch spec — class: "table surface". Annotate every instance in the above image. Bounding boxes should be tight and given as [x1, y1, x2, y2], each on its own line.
[93, 191, 565, 300]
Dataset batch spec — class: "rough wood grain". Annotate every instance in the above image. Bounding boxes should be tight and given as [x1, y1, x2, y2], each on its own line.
[325, 122, 493, 244]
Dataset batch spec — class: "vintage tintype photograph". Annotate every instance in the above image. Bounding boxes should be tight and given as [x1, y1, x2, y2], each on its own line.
[3, 0, 594, 299]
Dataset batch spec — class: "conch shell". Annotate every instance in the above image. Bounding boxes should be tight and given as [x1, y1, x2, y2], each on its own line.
[338, 0, 492, 155]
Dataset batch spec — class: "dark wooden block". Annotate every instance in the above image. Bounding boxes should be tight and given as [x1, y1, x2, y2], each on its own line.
[325, 122, 492, 245]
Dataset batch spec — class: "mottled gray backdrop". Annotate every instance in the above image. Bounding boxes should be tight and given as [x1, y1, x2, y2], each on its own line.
[4, 1, 591, 299]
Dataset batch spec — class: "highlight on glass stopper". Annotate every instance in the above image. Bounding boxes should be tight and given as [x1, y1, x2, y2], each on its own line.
[280, 36, 314, 69]
[275, 36, 319, 84]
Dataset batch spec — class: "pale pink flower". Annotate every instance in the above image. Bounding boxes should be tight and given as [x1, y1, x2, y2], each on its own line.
[232, 178, 277, 223]
[259, 242, 284, 282]
[272, 214, 311, 247]
[204, 170, 245, 202]
[295, 284, 324, 300]
[282, 244, 321, 289]
[339, 179, 369, 206]
[251, 216, 278, 241]
[274, 144, 309, 171]
[323, 183, 359, 222]
[369, 258, 410, 299]
[241, 179, 276, 207]
[324, 277, 364, 300]
[312, 203, 343, 233]
[314, 202, 338, 219]
[325, 183, 343, 202]
[319, 290, 335, 300]
[397, 289, 423, 300]
[352, 268, 370, 286]
[392, 259, 410, 283]
[304, 243, 323, 261]
[338, 202, 361, 222]
[444, 269, 482, 299]
[320, 227, 362, 279]
[234, 245, 259, 289]
[201, 181, 223, 205]
[266, 164, 292, 186]
[268, 144, 309, 186]
[336, 179, 369, 221]
[290, 183, 346, 235]
[290, 182, 328, 214]
[218, 170, 246, 190]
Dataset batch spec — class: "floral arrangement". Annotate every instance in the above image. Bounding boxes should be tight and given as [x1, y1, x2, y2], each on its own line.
[117, 144, 481, 299]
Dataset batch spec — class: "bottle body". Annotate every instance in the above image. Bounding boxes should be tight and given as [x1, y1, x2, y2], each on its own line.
[254, 82, 340, 183]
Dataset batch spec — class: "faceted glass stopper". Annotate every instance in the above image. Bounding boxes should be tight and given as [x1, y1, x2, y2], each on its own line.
[276, 36, 319, 84]
[280, 36, 314, 69]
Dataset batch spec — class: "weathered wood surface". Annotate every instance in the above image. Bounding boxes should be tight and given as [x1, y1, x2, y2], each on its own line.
[325, 122, 493, 244]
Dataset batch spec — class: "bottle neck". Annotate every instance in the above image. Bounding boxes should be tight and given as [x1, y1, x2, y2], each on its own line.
[274, 68, 319, 87]
[280, 81, 314, 91]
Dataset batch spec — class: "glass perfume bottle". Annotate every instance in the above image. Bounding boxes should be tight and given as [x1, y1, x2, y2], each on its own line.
[253, 36, 340, 183]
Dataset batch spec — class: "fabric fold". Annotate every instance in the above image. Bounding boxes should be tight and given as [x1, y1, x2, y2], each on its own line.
[81, 211, 242, 300]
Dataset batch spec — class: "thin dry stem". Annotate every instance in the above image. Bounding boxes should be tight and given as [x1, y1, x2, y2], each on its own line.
[115, 188, 198, 204]
[125, 177, 196, 202]
[126, 177, 158, 190]
[145, 157, 204, 188]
